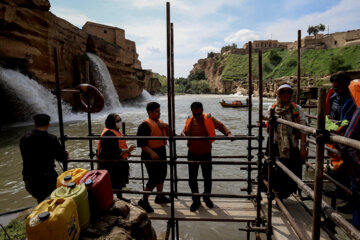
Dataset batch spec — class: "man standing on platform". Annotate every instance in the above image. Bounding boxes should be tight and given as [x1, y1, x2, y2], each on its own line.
[137, 102, 171, 213]
[182, 102, 234, 212]
[20, 114, 67, 203]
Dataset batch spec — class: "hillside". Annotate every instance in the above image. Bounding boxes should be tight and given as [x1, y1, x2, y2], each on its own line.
[190, 45, 360, 94]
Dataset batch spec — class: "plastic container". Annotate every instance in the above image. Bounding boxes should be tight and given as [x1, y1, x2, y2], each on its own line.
[50, 183, 90, 229]
[80, 170, 113, 213]
[57, 168, 88, 187]
[26, 198, 80, 240]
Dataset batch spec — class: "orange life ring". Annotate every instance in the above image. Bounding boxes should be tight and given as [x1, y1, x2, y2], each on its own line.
[74, 84, 104, 113]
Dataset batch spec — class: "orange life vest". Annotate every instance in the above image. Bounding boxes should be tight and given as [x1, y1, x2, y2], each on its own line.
[97, 128, 129, 159]
[185, 113, 216, 143]
[143, 118, 167, 149]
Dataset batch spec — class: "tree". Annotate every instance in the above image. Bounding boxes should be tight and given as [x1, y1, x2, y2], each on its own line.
[307, 24, 325, 38]
[188, 70, 206, 81]
[207, 52, 215, 58]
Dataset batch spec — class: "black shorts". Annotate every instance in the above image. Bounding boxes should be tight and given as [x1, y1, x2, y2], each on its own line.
[141, 146, 167, 189]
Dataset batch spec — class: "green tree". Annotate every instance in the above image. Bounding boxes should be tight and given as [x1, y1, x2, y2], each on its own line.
[268, 49, 282, 66]
[188, 70, 206, 81]
[307, 24, 325, 38]
[207, 52, 215, 58]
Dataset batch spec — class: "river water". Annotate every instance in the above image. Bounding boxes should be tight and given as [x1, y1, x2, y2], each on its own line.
[0, 94, 276, 239]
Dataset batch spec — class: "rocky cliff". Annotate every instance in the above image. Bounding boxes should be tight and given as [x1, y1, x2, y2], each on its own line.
[0, 0, 152, 106]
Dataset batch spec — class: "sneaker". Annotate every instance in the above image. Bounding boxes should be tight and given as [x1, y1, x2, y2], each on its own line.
[190, 200, 201, 212]
[155, 196, 171, 204]
[138, 199, 154, 213]
[203, 197, 214, 209]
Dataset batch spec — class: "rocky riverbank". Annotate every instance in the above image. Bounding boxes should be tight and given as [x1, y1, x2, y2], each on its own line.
[1, 198, 156, 240]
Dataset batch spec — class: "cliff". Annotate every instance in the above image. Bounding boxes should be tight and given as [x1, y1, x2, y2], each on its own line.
[190, 45, 360, 95]
[0, 0, 152, 106]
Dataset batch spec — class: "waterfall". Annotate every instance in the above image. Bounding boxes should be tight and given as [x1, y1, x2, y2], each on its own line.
[141, 90, 154, 101]
[87, 53, 122, 111]
[0, 67, 72, 123]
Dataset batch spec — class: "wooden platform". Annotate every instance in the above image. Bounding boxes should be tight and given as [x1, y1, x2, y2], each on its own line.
[128, 197, 257, 222]
[260, 193, 331, 240]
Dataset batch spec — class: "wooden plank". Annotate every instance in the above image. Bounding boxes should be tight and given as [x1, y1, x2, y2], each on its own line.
[127, 197, 257, 222]
[260, 193, 331, 240]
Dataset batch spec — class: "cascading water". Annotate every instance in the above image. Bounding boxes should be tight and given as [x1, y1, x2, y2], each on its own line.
[0, 67, 72, 124]
[87, 53, 122, 111]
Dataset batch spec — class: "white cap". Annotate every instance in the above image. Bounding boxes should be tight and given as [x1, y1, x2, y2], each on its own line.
[277, 84, 292, 91]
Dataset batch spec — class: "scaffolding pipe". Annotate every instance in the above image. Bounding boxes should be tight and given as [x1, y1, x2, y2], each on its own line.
[166, 3, 176, 240]
[275, 160, 360, 240]
[266, 108, 275, 240]
[312, 89, 326, 240]
[297, 29, 301, 104]
[247, 41, 253, 197]
[256, 50, 263, 227]
[305, 161, 352, 196]
[53, 47, 67, 171]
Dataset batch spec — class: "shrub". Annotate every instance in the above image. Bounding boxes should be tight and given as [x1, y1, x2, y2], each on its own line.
[188, 70, 206, 81]
[328, 55, 352, 74]
[207, 52, 215, 58]
[269, 49, 282, 66]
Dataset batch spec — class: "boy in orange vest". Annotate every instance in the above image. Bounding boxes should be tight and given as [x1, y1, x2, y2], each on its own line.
[136, 102, 170, 213]
[182, 102, 234, 212]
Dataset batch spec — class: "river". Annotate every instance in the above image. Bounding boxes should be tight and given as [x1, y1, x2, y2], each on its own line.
[0, 94, 276, 239]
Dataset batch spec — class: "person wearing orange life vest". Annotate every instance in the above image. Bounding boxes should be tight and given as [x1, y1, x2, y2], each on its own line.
[97, 113, 135, 202]
[136, 102, 170, 213]
[263, 83, 307, 200]
[182, 102, 234, 212]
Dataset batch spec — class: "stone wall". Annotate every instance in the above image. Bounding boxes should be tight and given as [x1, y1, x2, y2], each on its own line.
[0, 0, 154, 110]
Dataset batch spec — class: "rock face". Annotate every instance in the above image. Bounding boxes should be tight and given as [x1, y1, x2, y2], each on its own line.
[0, 0, 153, 107]
[190, 56, 226, 93]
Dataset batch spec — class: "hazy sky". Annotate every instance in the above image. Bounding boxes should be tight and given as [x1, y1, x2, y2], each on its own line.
[49, 0, 360, 77]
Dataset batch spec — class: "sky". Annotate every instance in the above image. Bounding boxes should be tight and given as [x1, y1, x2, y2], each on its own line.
[49, 0, 360, 78]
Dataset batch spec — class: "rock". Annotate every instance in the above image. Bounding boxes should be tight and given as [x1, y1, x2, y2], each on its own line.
[109, 199, 130, 218]
[103, 226, 134, 240]
[0, 2, 155, 124]
[83, 215, 119, 237]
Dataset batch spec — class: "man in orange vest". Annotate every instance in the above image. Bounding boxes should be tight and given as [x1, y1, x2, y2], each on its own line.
[136, 102, 170, 213]
[182, 102, 234, 212]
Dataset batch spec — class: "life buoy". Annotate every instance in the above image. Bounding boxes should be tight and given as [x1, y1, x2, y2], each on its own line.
[74, 84, 105, 113]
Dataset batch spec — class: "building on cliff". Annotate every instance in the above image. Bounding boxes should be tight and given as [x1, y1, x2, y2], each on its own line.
[82, 22, 161, 95]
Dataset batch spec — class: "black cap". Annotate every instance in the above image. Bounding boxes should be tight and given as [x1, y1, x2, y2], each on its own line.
[38, 211, 50, 221]
[64, 176, 72, 181]
[85, 179, 93, 187]
[33, 114, 50, 126]
[67, 182, 76, 188]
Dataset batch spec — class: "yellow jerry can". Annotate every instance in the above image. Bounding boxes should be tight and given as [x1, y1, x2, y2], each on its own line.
[57, 168, 88, 187]
[50, 183, 91, 229]
[26, 198, 80, 240]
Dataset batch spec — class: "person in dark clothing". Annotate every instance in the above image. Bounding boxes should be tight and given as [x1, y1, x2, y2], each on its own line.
[325, 73, 356, 204]
[136, 102, 170, 213]
[20, 114, 67, 203]
[181, 102, 234, 212]
[340, 106, 360, 230]
[97, 113, 135, 202]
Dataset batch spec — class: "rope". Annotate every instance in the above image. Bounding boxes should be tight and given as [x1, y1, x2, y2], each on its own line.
[0, 223, 11, 240]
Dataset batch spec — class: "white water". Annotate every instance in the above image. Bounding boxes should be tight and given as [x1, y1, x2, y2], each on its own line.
[0, 67, 72, 123]
[87, 52, 122, 111]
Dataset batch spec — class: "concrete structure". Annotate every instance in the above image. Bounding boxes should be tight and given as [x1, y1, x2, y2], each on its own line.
[288, 28, 360, 50]
[83, 22, 126, 49]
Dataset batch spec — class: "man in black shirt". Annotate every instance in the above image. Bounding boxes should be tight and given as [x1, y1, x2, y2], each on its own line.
[136, 102, 170, 213]
[20, 114, 67, 203]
